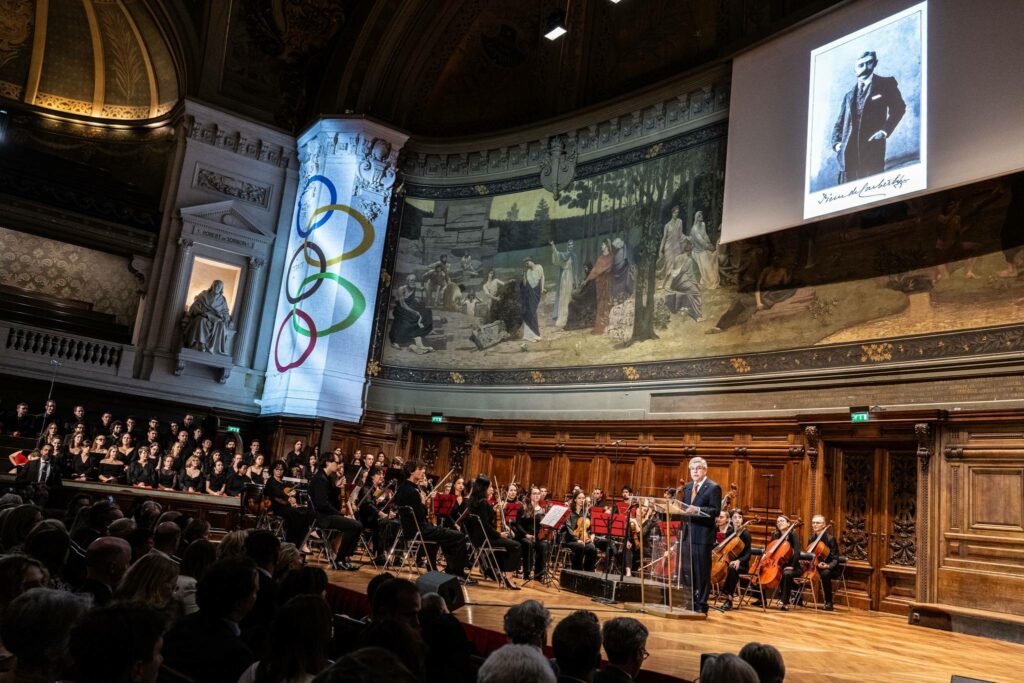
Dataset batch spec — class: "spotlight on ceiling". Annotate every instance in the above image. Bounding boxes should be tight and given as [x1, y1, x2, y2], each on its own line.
[544, 11, 567, 40]
[609, 0, 623, 3]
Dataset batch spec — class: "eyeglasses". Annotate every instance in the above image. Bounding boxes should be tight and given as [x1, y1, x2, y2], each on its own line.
[641, 650, 651, 661]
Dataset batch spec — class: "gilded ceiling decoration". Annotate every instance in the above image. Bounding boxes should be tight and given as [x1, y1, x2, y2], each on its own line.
[0, 0, 180, 122]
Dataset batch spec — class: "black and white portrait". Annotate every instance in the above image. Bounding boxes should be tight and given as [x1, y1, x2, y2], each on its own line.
[804, 2, 927, 219]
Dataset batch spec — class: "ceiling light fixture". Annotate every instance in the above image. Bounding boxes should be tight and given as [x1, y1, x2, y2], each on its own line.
[544, 10, 567, 40]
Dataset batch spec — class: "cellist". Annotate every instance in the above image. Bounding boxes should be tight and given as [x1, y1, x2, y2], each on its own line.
[720, 509, 752, 611]
[787, 514, 840, 611]
[767, 515, 804, 610]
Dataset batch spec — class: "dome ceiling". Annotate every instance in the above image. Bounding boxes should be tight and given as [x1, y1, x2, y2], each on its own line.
[0, 0, 180, 122]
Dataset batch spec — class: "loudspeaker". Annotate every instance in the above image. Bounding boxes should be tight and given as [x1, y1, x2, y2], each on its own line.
[416, 571, 465, 612]
[951, 677, 994, 683]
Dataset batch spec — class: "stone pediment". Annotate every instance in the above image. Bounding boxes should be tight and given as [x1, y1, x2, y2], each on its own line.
[179, 201, 274, 249]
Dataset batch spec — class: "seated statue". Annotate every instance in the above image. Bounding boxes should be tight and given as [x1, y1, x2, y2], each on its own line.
[182, 280, 231, 354]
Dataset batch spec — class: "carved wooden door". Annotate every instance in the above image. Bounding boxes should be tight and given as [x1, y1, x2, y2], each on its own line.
[835, 446, 917, 614]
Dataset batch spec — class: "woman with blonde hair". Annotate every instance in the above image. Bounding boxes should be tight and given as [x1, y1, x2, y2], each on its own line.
[114, 552, 179, 613]
[274, 543, 304, 582]
[217, 529, 251, 559]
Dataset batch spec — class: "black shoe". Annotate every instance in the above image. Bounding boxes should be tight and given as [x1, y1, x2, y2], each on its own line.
[722, 599, 733, 611]
[823, 603, 834, 611]
[333, 560, 358, 571]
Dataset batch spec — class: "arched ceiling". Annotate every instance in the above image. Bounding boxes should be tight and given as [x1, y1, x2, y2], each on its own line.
[0, 0, 183, 122]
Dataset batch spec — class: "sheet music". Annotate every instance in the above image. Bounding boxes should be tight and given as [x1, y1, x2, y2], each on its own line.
[541, 504, 569, 527]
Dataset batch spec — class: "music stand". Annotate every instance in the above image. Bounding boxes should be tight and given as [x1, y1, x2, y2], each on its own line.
[540, 504, 570, 586]
[609, 510, 631, 581]
[432, 493, 456, 524]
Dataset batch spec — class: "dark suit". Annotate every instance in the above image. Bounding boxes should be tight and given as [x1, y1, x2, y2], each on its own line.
[16, 458, 62, 488]
[162, 612, 255, 683]
[831, 74, 906, 182]
[679, 478, 722, 613]
[393, 480, 468, 576]
[239, 568, 277, 650]
[309, 470, 363, 562]
[596, 664, 634, 683]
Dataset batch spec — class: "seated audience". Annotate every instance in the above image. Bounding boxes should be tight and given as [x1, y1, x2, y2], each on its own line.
[277, 566, 329, 605]
[699, 653, 760, 683]
[80, 536, 132, 607]
[274, 542, 304, 582]
[153, 521, 182, 561]
[113, 552, 180, 617]
[356, 619, 427, 682]
[552, 610, 603, 683]
[218, 529, 251, 559]
[72, 499, 124, 548]
[419, 591, 476, 683]
[596, 617, 649, 683]
[0, 503, 42, 553]
[23, 518, 72, 590]
[370, 577, 420, 628]
[238, 594, 333, 683]
[108, 517, 138, 538]
[739, 642, 786, 683]
[69, 601, 167, 683]
[479, 644, 557, 683]
[311, 646, 418, 683]
[504, 599, 551, 649]
[241, 530, 282, 645]
[177, 538, 217, 615]
[0, 587, 89, 682]
[162, 557, 258, 683]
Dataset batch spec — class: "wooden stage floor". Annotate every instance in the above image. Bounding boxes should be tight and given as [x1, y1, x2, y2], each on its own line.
[326, 566, 1020, 683]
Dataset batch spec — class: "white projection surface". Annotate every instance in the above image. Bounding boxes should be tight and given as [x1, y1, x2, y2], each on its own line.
[722, 0, 1024, 243]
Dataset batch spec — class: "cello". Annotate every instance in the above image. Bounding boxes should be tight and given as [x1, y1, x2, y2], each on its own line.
[711, 518, 760, 585]
[801, 522, 833, 580]
[756, 518, 803, 592]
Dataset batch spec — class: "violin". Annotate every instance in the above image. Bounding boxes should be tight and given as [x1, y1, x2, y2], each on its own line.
[801, 523, 833, 580]
[711, 518, 760, 585]
[755, 519, 804, 591]
[574, 501, 592, 543]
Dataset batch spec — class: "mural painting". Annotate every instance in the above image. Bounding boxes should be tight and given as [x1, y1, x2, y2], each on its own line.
[379, 130, 1024, 380]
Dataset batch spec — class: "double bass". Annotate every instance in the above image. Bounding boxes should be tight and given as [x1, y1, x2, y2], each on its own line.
[801, 523, 833, 580]
[755, 518, 803, 592]
[710, 518, 760, 585]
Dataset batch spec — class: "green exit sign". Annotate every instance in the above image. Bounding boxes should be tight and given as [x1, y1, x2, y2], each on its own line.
[226, 426, 240, 433]
[851, 412, 870, 423]
[431, 413, 444, 424]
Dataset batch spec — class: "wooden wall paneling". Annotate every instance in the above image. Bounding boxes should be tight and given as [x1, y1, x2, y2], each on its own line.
[878, 450, 917, 614]
[835, 447, 874, 610]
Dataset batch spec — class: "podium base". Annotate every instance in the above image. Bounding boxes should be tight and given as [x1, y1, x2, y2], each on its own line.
[627, 603, 707, 620]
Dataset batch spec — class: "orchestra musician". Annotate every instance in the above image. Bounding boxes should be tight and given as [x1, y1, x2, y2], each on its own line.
[561, 491, 598, 571]
[467, 476, 522, 589]
[392, 460, 471, 583]
[620, 499, 657, 577]
[441, 477, 468, 529]
[678, 456, 722, 615]
[309, 453, 363, 571]
[538, 487, 551, 510]
[356, 466, 400, 565]
[720, 508, 752, 611]
[263, 460, 311, 549]
[788, 514, 839, 611]
[767, 515, 803, 610]
[512, 485, 549, 581]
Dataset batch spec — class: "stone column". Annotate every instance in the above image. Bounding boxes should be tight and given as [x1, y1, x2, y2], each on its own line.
[260, 118, 409, 422]
[232, 256, 265, 367]
[163, 235, 194, 351]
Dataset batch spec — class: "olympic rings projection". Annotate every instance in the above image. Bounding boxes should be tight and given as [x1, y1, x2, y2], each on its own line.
[274, 175, 376, 373]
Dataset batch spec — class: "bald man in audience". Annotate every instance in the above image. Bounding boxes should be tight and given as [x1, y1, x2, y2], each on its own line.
[80, 537, 132, 607]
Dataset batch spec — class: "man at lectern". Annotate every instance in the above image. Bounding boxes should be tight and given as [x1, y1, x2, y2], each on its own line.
[680, 456, 722, 614]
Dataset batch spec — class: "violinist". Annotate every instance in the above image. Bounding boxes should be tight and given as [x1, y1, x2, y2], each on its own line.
[392, 460, 471, 582]
[768, 515, 803, 610]
[264, 460, 312, 549]
[561, 491, 598, 571]
[619, 499, 656, 577]
[356, 466, 399, 565]
[720, 509, 752, 611]
[441, 477, 468, 529]
[790, 514, 839, 611]
[538, 487, 551, 510]
[310, 454, 364, 570]
[467, 476, 522, 588]
[512, 485, 549, 581]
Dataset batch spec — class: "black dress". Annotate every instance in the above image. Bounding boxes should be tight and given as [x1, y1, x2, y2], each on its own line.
[98, 461, 125, 485]
[180, 470, 204, 492]
[512, 506, 550, 579]
[467, 496, 522, 573]
[206, 471, 228, 494]
[71, 453, 94, 480]
[157, 470, 179, 490]
[127, 461, 156, 487]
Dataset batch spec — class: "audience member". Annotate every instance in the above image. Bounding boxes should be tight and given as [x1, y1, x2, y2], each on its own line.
[504, 599, 551, 649]
[0, 588, 89, 682]
[365, 571, 395, 610]
[80, 536, 132, 606]
[274, 542, 304, 581]
[357, 619, 427, 682]
[238, 594, 333, 683]
[133, 499, 163, 531]
[153, 521, 182, 561]
[69, 601, 167, 683]
[596, 617, 649, 683]
[419, 591, 476, 683]
[63, 492, 92, 529]
[72, 499, 124, 547]
[113, 551, 180, 616]
[370, 576, 420, 628]
[479, 643, 557, 683]
[23, 518, 72, 590]
[739, 642, 786, 683]
[0, 503, 42, 552]
[177, 538, 217, 615]
[311, 646, 418, 683]
[125, 527, 155, 562]
[699, 653, 760, 683]
[182, 518, 211, 547]
[0, 554, 47, 617]
[162, 556, 258, 683]
[241, 529, 282, 645]
[218, 528, 251, 559]
[278, 565, 329, 605]
[552, 610, 602, 683]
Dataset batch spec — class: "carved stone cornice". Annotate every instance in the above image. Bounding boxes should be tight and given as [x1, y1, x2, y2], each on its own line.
[915, 423, 932, 473]
[183, 99, 295, 170]
[400, 67, 729, 183]
[805, 425, 820, 470]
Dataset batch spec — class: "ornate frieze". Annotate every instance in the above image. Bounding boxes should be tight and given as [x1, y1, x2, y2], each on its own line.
[192, 165, 272, 209]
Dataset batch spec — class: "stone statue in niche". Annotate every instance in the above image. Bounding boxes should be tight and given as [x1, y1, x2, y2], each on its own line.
[182, 281, 231, 355]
